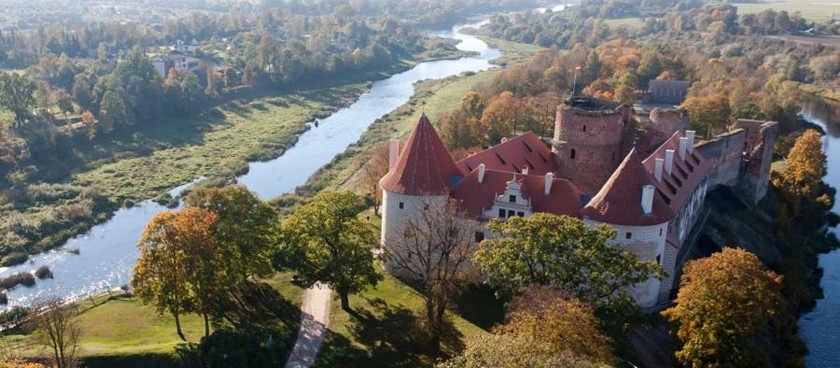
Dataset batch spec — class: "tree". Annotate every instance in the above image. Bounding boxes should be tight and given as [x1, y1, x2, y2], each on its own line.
[25, 298, 80, 368]
[386, 198, 475, 352]
[81, 110, 96, 140]
[681, 93, 732, 138]
[359, 145, 390, 215]
[437, 334, 604, 368]
[500, 285, 614, 364]
[277, 190, 381, 311]
[473, 214, 665, 323]
[0, 72, 37, 127]
[185, 185, 279, 285]
[662, 248, 783, 367]
[132, 208, 221, 340]
[773, 129, 826, 200]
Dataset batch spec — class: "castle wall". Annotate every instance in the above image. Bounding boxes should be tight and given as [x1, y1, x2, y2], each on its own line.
[734, 120, 779, 203]
[584, 219, 668, 309]
[695, 130, 745, 189]
[648, 108, 688, 149]
[553, 104, 634, 194]
[659, 243, 679, 302]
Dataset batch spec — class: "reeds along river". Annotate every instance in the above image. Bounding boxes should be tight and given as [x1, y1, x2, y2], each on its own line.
[0, 21, 500, 311]
[797, 95, 840, 368]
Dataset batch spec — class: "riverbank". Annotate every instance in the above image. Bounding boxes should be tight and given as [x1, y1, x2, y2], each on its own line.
[0, 37, 467, 266]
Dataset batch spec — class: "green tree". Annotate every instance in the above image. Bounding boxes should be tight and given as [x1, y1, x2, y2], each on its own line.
[276, 190, 381, 311]
[0, 72, 37, 127]
[662, 248, 783, 368]
[681, 93, 732, 138]
[109, 51, 164, 123]
[185, 185, 278, 284]
[474, 214, 665, 323]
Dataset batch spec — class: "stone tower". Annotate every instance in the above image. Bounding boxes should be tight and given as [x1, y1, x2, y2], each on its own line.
[648, 107, 688, 149]
[580, 149, 675, 309]
[379, 113, 463, 255]
[552, 96, 635, 194]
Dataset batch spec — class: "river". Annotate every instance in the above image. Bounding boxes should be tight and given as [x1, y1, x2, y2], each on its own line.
[798, 96, 840, 367]
[0, 21, 499, 310]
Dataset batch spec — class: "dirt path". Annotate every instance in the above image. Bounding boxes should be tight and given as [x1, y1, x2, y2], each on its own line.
[285, 282, 332, 368]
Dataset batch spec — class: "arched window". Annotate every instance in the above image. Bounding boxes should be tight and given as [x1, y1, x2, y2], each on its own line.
[570, 149, 576, 160]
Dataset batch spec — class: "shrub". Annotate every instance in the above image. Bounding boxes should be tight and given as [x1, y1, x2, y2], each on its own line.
[35, 266, 53, 279]
[0, 273, 36, 289]
[0, 292, 6, 305]
[1, 253, 29, 267]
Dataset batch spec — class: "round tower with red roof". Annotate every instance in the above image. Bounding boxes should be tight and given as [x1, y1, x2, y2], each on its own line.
[580, 148, 675, 309]
[379, 113, 464, 254]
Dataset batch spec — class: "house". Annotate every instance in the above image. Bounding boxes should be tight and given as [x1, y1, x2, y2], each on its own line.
[379, 96, 777, 309]
[150, 54, 201, 78]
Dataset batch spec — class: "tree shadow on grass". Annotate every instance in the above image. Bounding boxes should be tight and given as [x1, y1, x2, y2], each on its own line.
[453, 284, 506, 331]
[223, 281, 301, 352]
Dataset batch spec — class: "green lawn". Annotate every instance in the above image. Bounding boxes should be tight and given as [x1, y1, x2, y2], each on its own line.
[313, 267, 502, 368]
[734, 1, 840, 22]
[604, 17, 645, 29]
[3, 271, 304, 366]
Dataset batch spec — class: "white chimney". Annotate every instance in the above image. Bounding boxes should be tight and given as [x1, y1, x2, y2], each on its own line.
[478, 164, 486, 184]
[654, 158, 664, 182]
[686, 130, 695, 153]
[641, 184, 655, 216]
[678, 137, 688, 161]
[388, 139, 399, 172]
[665, 149, 674, 175]
[544, 172, 554, 196]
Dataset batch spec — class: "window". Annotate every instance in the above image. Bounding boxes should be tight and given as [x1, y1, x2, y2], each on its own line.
[509, 195, 516, 203]
[656, 255, 662, 264]
[570, 148, 576, 160]
[475, 231, 485, 242]
[399, 202, 404, 209]
[507, 209, 515, 218]
[659, 228, 663, 236]
[498, 208, 506, 218]
[625, 232, 632, 239]
[517, 211, 525, 217]
[582, 125, 587, 132]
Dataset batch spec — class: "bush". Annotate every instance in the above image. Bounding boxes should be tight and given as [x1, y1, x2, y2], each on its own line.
[35, 266, 53, 279]
[2, 252, 29, 267]
[0, 293, 6, 305]
[0, 306, 30, 325]
[0, 273, 36, 289]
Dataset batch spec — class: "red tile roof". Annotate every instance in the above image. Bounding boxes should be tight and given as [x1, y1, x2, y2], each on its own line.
[581, 149, 675, 226]
[452, 168, 585, 220]
[641, 132, 710, 213]
[456, 132, 557, 175]
[380, 113, 463, 195]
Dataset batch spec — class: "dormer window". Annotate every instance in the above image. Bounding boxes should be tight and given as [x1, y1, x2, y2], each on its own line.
[509, 195, 516, 203]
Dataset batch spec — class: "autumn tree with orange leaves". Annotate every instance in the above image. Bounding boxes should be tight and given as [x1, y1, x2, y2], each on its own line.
[132, 208, 223, 340]
[663, 248, 783, 368]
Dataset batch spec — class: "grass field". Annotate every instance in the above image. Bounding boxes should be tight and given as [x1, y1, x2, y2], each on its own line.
[603, 17, 646, 29]
[734, 1, 840, 22]
[2, 271, 303, 366]
[313, 264, 503, 368]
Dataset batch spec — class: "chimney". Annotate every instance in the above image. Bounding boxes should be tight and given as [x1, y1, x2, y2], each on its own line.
[641, 184, 655, 216]
[478, 164, 486, 184]
[665, 149, 674, 175]
[388, 139, 399, 172]
[686, 130, 695, 152]
[678, 137, 688, 161]
[544, 172, 554, 196]
[654, 158, 664, 182]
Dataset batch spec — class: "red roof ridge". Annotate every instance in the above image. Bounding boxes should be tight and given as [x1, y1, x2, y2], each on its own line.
[581, 148, 675, 226]
[379, 114, 463, 195]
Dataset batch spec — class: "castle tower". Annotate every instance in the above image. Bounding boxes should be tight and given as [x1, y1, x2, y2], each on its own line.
[648, 107, 688, 149]
[552, 96, 635, 194]
[379, 113, 463, 253]
[580, 149, 675, 309]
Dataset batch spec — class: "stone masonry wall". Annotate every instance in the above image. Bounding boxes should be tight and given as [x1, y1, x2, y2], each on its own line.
[695, 129, 745, 189]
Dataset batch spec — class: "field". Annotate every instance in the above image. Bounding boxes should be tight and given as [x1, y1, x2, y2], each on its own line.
[734, 1, 840, 22]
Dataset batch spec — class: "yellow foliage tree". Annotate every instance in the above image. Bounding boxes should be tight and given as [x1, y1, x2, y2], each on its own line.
[663, 248, 783, 368]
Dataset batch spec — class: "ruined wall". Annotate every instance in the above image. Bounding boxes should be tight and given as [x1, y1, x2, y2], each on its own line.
[735, 120, 779, 203]
[648, 108, 688, 149]
[695, 130, 745, 189]
[552, 103, 634, 194]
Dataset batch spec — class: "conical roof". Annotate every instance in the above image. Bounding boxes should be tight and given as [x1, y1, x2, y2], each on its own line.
[581, 149, 674, 226]
[380, 113, 463, 195]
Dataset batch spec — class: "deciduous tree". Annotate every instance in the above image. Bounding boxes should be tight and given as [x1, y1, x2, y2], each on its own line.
[276, 190, 381, 311]
[386, 198, 475, 352]
[662, 248, 783, 368]
[25, 298, 79, 368]
[359, 145, 390, 215]
[0, 72, 37, 127]
[681, 93, 732, 138]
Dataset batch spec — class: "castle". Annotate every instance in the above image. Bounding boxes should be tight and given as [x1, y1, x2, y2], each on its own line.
[379, 96, 777, 308]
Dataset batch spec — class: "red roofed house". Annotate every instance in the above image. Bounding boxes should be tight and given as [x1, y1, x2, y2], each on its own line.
[380, 96, 774, 309]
